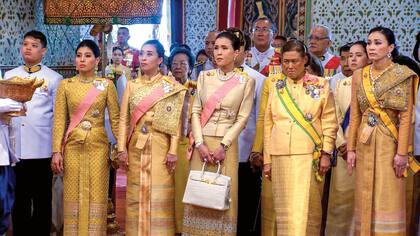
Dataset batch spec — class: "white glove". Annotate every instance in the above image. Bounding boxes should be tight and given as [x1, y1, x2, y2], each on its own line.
[0, 98, 23, 113]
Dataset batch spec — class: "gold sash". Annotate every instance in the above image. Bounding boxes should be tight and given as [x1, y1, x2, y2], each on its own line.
[362, 65, 420, 175]
[276, 75, 324, 181]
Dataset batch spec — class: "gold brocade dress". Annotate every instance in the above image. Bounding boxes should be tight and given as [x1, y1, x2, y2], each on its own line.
[52, 77, 120, 236]
[263, 74, 338, 236]
[117, 74, 186, 236]
[182, 69, 255, 236]
[347, 64, 418, 236]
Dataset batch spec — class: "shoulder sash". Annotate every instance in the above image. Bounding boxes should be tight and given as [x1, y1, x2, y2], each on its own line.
[362, 65, 420, 174]
[276, 74, 324, 181]
[62, 85, 102, 153]
[187, 75, 242, 160]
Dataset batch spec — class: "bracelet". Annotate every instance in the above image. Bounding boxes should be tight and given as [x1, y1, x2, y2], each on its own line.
[195, 141, 203, 148]
[220, 143, 229, 151]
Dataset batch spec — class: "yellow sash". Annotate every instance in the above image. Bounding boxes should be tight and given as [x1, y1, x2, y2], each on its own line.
[275, 75, 324, 181]
[362, 65, 420, 175]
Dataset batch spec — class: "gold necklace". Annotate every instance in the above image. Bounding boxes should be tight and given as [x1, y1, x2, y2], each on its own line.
[78, 75, 95, 83]
[369, 63, 394, 81]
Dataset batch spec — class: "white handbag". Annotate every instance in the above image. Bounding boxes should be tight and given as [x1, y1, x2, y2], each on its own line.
[182, 162, 231, 211]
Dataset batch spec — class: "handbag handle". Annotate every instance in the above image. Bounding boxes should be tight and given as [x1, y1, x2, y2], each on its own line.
[200, 162, 222, 178]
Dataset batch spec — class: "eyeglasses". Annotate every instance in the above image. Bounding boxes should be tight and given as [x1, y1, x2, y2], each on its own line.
[172, 61, 189, 67]
[253, 27, 272, 33]
[308, 35, 329, 41]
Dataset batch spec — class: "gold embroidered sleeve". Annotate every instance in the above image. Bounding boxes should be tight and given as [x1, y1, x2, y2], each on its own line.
[321, 81, 338, 153]
[107, 80, 120, 140]
[397, 76, 415, 156]
[117, 81, 132, 152]
[52, 80, 68, 153]
[221, 77, 256, 147]
[348, 70, 363, 152]
[252, 77, 271, 153]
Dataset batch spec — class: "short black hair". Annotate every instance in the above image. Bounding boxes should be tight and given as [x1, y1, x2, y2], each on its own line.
[350, 41, 367, 54]
[338, 43, 351, 56]
[76, 40, 100, 58]
[24, 30, 47, 48]
[274, 35, 287, 41]
[252, 16, 277, 33]
[112, 46, 124, 55]
[118, 27, 129, 32]
[142, 40, 165, 59]
[195, 49, 207, 61]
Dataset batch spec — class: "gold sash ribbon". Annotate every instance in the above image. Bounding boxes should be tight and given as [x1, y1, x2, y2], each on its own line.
[275, 75, 324, 181]
[362, 65, 420, 175]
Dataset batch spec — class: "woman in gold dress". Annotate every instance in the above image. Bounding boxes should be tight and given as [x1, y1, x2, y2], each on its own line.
[168, 46, 196, 234]
[263, 40, 338, 236]
[347, 27, 419, 236]
[117, 40, 186, 236]
[51, 40, 120, 235]
[326, 41, 370, 235]
[182, 31, 255, 236]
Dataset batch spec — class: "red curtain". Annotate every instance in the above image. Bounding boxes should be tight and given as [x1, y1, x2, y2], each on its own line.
[44, 0, 163, 25]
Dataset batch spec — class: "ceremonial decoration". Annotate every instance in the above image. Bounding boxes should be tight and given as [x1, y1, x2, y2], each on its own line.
[0, 76, 44, 116]
[44, 0, 163, 25]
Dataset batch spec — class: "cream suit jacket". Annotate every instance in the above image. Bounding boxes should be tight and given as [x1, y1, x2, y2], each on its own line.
[263, 74, 338, 163]
[191, 69, 255, 147]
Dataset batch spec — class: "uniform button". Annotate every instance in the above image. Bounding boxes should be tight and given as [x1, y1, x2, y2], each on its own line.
[21, 124, 24, 126]
[286, 132, 289, 135]
[213, 121, 217, 124]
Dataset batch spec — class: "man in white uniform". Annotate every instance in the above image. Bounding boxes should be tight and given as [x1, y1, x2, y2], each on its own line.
[249, 17, 275, 72]
[4, 30, 63, 236]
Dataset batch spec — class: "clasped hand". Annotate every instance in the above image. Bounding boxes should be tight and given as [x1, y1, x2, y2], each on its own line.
[197, 144, 226, 165]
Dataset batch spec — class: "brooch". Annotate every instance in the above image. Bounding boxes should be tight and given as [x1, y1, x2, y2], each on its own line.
[91, 109, 100, 118]
[367, 113, 377, 127]
[162, 81, 173, 93]
[305, 85, 321, 100]
[304, 113, 313, 122]
[93, 80, 107, 91]
[276, 79, 285, 91]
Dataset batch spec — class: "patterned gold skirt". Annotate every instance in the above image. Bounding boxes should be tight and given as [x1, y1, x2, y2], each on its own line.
[182, 136, 238, 236]
[63, 129, 109, 236]
[125, 129, 175, 236]
[354, 121, 406, 236]
[271, 154, 324, 236]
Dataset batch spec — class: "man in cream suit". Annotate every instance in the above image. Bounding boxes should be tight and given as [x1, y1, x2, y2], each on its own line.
[4, 30, 63, 236]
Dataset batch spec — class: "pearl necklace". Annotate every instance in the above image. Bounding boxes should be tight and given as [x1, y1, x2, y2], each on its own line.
[369, 63, 394, 81]
[217, 69, 235, 81]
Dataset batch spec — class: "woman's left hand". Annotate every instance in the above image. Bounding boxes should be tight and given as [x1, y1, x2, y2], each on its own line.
[319, 154, 331, 176]
[393, 154, 408, 178]
[164, 153, 177, 174]
[212, 145, 226, 165]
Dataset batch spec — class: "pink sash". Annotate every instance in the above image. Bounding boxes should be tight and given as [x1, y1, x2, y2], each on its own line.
[62, 86, 102, 154]
[187, 76, 241, 159]
[127, 86, 165, 141]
